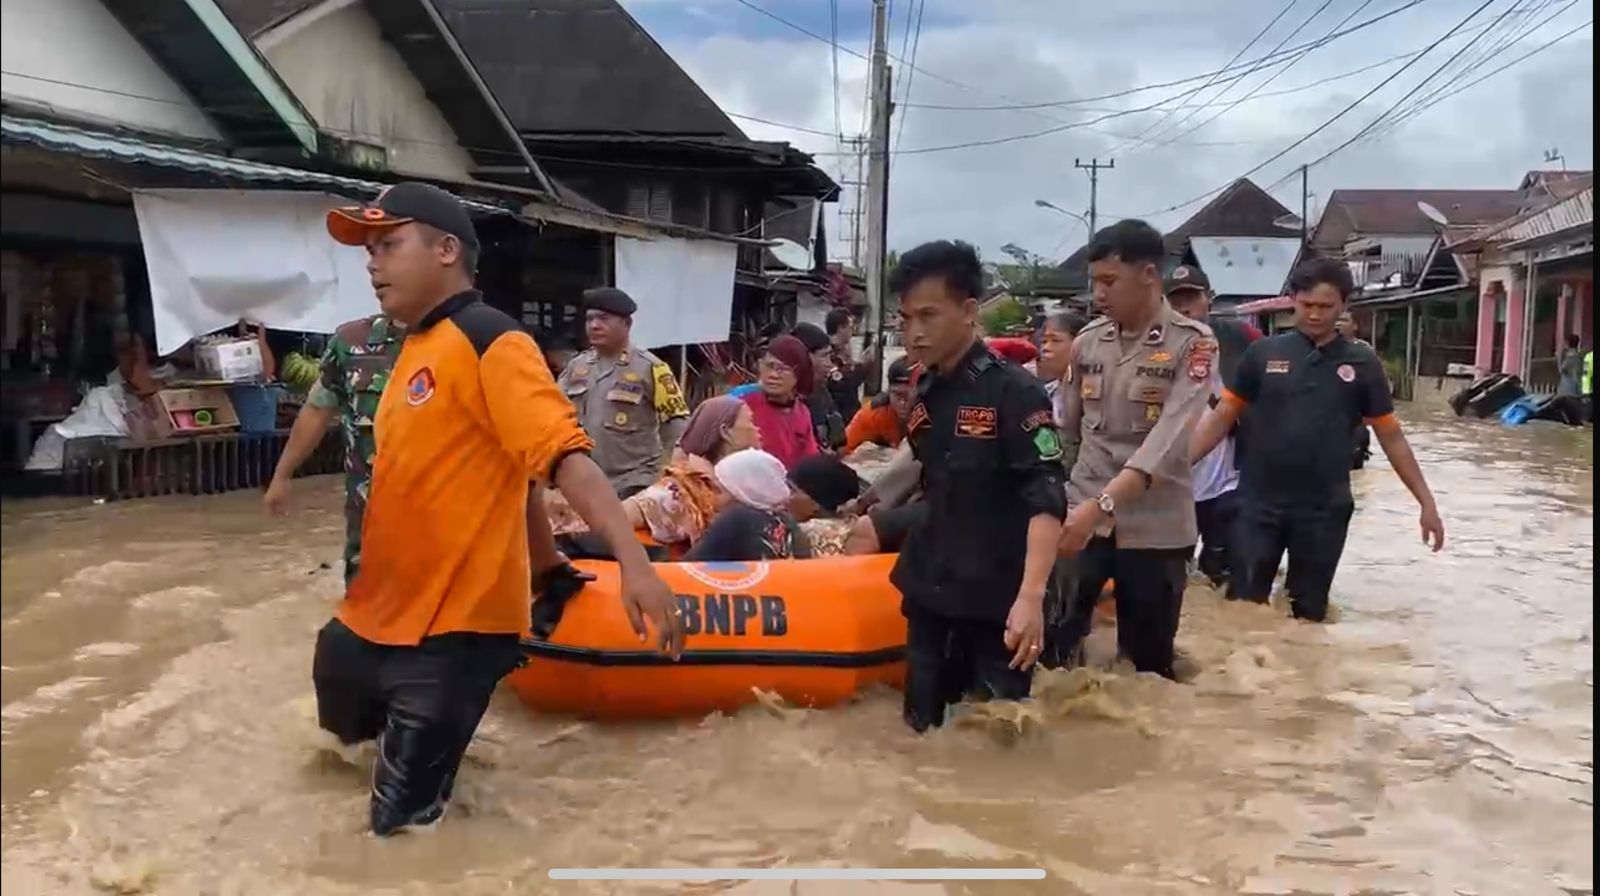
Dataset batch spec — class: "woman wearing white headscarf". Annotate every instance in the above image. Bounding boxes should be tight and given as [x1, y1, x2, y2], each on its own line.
[683, 449, 813, 562]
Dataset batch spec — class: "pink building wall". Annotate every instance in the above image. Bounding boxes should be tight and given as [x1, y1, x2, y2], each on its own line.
[1474, 280, 1499, 372]
[1501, 282, 1526, 377]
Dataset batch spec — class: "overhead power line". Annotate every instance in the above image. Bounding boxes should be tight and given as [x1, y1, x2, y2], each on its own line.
[1116, 0, 1306, 151]
[1133, 0, 1500, 220]
[899, 0, 1432, 111]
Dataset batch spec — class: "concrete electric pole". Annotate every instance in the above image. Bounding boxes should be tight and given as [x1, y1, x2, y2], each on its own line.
[864, 0, 892, 381]
[1074, 157, 1115, 236]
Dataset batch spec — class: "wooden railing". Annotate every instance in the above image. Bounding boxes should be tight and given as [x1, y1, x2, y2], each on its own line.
[59, 427, 342, 501]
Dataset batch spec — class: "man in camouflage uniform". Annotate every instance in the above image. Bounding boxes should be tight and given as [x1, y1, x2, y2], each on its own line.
[264, 314, 405, 583]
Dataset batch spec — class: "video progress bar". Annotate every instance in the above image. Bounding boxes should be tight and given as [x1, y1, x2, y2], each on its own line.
[548, 868, 1046, 881]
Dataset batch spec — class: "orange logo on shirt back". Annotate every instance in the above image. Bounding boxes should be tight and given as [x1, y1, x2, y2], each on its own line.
[406, 367, 437, 406]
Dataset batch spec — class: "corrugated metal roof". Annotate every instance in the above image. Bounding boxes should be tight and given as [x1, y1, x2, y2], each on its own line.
[1189, 236, 1300, 297]
[1, 113, 511, 214]
[1500, 186, 1593, 247]
[2, 113, 776, 245]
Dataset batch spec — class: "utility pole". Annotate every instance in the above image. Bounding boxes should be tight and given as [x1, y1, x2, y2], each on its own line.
[1074, 157, 1114, 236]
[839, 136, 867, 269]
[863, 0, 892, 391]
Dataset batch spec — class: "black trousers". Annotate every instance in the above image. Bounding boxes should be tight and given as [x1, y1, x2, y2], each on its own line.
[1193, 489, 1240, 590]
[1231, 498, 1355, 622]
[1043, 536, 1190, 679]
[312, 619, 524, 835]
[902, 603, 1033, 733]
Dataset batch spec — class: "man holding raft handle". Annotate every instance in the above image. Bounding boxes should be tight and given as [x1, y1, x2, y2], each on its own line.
[316, 182, 683, 836]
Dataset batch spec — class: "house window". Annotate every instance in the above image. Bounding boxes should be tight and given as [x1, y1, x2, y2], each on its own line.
[625, 183, 674, 223]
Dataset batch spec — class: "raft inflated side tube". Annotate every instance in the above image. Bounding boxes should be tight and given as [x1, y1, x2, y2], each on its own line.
[510, 555, 906, 720]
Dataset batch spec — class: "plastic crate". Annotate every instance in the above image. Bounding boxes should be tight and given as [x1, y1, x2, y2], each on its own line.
[226, 384, 285, 434]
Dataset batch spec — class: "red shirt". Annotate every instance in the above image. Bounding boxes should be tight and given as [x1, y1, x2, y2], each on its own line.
[740, 391, 818, 471]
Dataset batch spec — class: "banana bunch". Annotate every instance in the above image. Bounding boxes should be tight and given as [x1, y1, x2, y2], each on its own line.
[281, 351, 322, 394]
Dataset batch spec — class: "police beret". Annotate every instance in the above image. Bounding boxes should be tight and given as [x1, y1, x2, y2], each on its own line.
[582, 287, 637, 317]
[1165, 265, 1211, 296]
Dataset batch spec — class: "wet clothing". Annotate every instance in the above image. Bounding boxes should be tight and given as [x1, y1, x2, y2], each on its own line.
[1194, 489, 1239, 589]
[312, 618, 522, 835]
[844, 393, 906, 454]
[1222, 331, 1394, 617]
[740, 391, 819, 471]
[558, 346, 690, 495]
[1052, 304, 1215, 677]
[306, 315, 406, 584]
[1044, 537, 1190, 677]
[891, 340, 1066, 732]
[322, 290, 593, 836]
[903, 604, 1031, 732]
[682, 504, 812, 562]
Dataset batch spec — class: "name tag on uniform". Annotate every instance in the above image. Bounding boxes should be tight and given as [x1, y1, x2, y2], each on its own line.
[955, 406, 997, 438]
[606, 387, 644, 403]
[1267, 359, 1291, 374]
[1136, 386, 1165, 403]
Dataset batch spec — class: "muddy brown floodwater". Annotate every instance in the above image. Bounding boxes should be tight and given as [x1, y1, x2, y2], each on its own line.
[2, 406, 1592, 896]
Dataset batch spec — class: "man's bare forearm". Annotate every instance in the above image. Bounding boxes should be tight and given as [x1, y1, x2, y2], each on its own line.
[553, 454, 652, 569]
[1375, 426, 1436, 510]
[270, 404, 335, 484]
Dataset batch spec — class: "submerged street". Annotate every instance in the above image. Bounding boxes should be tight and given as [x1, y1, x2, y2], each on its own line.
[1, 405, 1592, 896]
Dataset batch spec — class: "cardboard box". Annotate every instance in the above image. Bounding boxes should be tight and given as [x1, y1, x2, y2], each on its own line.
[194, 338, 264, 382]
[127, 387, 240, 441]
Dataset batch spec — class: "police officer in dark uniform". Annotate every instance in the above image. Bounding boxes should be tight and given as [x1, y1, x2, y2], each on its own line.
[888, 240, 1067, 732]
[1191, 258, 1444, 622]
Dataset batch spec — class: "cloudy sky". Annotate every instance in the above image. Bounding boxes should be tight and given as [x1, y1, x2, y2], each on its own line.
[620, 0, 1594, 263]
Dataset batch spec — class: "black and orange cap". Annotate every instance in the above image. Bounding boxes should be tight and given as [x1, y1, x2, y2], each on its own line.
[326, 182, 481, 251]
[1164, 264, 1211, 297]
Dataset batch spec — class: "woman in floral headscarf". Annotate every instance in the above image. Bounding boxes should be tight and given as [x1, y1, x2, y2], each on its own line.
[547, 395, 760, 553]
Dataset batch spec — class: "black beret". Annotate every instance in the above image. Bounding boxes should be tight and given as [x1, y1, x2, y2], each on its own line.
[582, 287, 637, 317]
[790, 322, 831, 354]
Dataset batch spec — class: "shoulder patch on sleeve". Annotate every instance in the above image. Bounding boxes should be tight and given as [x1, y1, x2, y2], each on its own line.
[1186, 335, 1219, 382]
[650, 361, 690, 419]
[450, 302, 521, 357]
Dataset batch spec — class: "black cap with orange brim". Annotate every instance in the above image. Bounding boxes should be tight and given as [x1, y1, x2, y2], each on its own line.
[326, 181, 481, 251]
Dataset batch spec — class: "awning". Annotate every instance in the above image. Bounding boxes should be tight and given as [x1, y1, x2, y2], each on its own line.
[1230, 295, 1293, 315]
[1188, 236, 1300, 298]
[1, 113, 512, 214]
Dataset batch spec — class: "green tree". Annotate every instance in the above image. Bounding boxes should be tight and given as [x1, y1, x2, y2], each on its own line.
[980, 297, 1030, 335]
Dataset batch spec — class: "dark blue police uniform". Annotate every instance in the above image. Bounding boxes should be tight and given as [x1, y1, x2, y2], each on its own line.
[891, 340, 1067, 731]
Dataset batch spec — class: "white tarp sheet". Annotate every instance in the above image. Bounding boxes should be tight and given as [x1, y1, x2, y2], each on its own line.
[614, 235, 737, 348]
[133, 189, 376, 355]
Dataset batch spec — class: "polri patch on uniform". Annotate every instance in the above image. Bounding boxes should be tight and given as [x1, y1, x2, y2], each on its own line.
[955, 406, 998, 439]
[1337, 363, 1356, 383]
[1266, 359, 1291, 374]
[1022, 409, 1053, 431]
[1186, 339, 1218, 382]
[906, 403, 930, 434]
[406, 367, 436, 406]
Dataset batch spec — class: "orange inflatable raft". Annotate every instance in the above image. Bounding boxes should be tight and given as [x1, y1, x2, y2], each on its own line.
[510, 554, 907, 720]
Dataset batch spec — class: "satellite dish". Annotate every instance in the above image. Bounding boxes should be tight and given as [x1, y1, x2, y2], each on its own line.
[767, 238, 813, 270]
[1417, 201, 1450, 227]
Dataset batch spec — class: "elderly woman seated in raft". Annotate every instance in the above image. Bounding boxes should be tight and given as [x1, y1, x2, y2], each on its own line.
[546, 394, 759, 557]
[683, 449, 814, 562]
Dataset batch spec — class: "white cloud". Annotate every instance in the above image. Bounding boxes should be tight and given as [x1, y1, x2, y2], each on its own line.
[629, 1, 1595, 261]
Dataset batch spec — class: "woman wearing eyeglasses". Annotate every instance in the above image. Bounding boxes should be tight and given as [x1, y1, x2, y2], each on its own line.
[739, 334, 820, 471]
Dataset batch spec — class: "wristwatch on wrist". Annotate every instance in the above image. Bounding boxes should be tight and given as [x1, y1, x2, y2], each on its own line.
[1094, 493, 1116, 516]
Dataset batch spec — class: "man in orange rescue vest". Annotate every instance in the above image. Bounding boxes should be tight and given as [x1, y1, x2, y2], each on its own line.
[316, 182, 684, 836]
